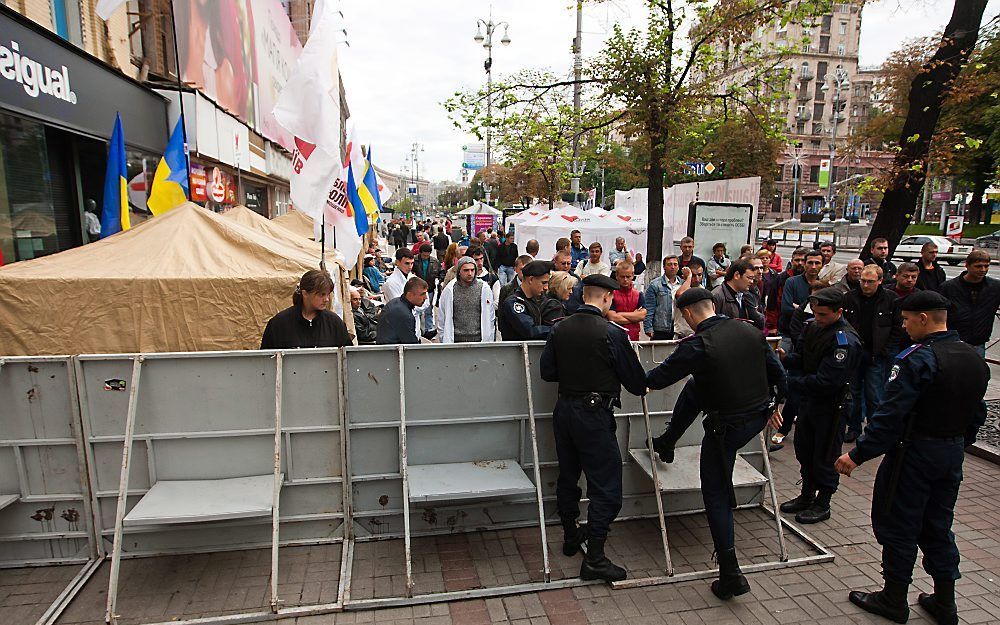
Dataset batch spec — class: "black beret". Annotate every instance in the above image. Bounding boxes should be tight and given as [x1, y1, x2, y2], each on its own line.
[675, 287, 714, 308]
[809, 287, 844, 309]
[522, 260, 554, 278]
[901, 290, 950, 312]
[581, 273, 620, 291]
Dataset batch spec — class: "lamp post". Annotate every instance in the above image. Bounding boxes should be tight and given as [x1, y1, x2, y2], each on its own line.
[474, 15, 511, 172]
[410, 142, 424, 206]
[786, 142, 805, 218]
[821, 66, 850, 218]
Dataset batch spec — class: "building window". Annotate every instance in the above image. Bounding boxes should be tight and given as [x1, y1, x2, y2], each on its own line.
[837, 43, 845, 56]
[839, 21, 847, 35]
[814, 102, 825, 118]
[49, 0, 83, 46]
[810, 165, 821, 182]
[819, 36, 830, 54]
[852, 105, 858, 117]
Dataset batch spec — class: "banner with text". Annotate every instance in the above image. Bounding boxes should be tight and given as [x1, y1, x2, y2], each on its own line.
[686, 202, 754, 263]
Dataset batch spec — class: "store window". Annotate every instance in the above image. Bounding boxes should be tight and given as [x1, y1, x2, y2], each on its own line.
[0, 113, 73, 263]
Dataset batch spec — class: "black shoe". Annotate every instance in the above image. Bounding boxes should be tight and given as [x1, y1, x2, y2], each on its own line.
[779, 493, 814, 514]
[795, 491, 831, 524]
[917, 593, 958, 625]
[844, 430, 861, 443]
[561, 521, 587, 557]
[849, 585, 910, 624]
[768, 443, 785, 452]
[579, 537, 627, 582]
[710, 548, 751, 600]
[421, 330, 437, 340]
[652, 435, 675, 463]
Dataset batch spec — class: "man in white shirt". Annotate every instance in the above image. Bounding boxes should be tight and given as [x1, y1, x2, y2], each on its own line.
[383, 247, 415, 301]
[817, 241, 846, 284]
[576, 242, 611, 277]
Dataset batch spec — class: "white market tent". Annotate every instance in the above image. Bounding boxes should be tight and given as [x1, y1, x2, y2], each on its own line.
[516, 206, 623, 260]
[455, 201, 503, 216]
[599, 207, 648, 259]
[505, 205, 550, 228]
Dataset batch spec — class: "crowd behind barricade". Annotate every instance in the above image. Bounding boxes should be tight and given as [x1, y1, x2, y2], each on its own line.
[254, 214, 994, 621]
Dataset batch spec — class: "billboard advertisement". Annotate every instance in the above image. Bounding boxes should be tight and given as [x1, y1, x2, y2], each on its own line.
[173, 0, 302, 151]
[462, 143, 486, 170]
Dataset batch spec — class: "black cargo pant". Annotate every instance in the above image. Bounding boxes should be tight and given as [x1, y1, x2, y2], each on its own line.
[793, 398, 849, 495]
[553, 397, 622, 539]
[872, 437, 965, 585]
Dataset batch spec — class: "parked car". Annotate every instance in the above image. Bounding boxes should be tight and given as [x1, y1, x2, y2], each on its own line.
[975, 230, 1000, 249]
[892, 235, 972, 266]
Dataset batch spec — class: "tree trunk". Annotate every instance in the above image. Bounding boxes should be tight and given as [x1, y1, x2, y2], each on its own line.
[646, 143, 666, 267]
[862, 0, 988, 258]
[966, 154, 993, 225]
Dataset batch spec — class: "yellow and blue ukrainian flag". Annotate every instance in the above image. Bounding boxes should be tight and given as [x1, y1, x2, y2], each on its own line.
[362, 148, 383, 217]
[99, 113, 129, 238]
[346, 159, 369, 236]
[147, 116, 189, 215]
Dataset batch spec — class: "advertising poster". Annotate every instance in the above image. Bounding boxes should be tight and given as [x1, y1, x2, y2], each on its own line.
[173, 0, 301, 150]
[472, 214, 494, 235]
[686, 202, 753, 262]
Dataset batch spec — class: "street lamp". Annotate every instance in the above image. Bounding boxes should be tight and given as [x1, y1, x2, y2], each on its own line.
[473, 16, 511, 172]
[820, 66, 850, 218]
[786, 142, 805, 218]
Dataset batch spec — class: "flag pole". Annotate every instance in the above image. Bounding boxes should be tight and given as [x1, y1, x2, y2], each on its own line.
[167, 0, 192, 198]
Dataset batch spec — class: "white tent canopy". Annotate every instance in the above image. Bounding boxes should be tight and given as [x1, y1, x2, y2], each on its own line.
[455, 201, 503, 216]
[505, 205, 550, 228]
[599, 207, 648, 259]
[516, 206, 623, 260]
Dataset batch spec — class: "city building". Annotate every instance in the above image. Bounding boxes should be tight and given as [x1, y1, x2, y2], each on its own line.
[374, 165, 429, 208]
[711, 1, 894, 220]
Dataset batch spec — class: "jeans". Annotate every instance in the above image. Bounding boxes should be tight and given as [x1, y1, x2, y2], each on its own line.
[420, 307, 434, 334]
[498, 265, 516, 286]
[553, 397, 622, 539]
[847, 353, 890, 435]
[872, 439, 965, 585]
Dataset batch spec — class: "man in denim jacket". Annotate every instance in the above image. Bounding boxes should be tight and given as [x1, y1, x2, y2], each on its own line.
[644, 255, 684, 340]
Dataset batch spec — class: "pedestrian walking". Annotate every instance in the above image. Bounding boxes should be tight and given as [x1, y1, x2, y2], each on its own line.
[938, 250, 1000, 357]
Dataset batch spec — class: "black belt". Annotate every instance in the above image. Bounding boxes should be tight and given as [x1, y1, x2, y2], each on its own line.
[911, 434, 965, 443]
[559, 393, 620, 410]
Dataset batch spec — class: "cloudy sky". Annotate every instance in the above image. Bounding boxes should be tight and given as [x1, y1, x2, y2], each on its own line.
[336, 0, 1000, 184]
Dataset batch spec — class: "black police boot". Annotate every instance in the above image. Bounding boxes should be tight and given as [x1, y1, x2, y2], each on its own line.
[579, 537, 627, 582]
[795, 490, 832, 524]
[710, 547, 752, 600]
[917, 577, 958, 625]
[561, 519, 587, 557]
[849, 580, 910, 624]
[779, 484, 815, 514]
[652, 434, 676, 463]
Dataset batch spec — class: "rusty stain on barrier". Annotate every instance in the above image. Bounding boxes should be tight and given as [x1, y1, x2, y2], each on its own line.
[378, 494, 389, 507]
[422, 508, 437, 525]
[368, 372, 379, 385]
[27, 365, 39, 373]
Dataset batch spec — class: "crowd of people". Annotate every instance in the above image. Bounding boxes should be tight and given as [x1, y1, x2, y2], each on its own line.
[255, 214, 995, 624]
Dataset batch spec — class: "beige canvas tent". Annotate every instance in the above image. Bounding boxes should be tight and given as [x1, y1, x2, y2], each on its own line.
[272, 209, 315, 240]
[0, 202, 354, 356]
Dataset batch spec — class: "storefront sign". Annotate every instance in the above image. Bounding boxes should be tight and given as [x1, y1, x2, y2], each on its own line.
[0, 8, 167, 152]
[190, 164, 208, 202]
[945, 215, 963, 239]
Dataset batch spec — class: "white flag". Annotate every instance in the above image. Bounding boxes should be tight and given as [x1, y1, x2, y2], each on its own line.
[288, 137, 338, 219]
[96, 0, 127, 20]
[321, 161, 363, 270]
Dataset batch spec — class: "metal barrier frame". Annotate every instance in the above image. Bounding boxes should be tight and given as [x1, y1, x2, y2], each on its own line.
[3, 341, 835, 625]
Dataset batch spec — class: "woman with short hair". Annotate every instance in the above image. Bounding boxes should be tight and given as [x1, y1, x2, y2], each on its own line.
[260, 270, 353, 349]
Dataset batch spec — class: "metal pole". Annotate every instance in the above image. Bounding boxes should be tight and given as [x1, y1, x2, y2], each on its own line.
[166, 0, 191, 196]
[397, 347, 414, 596]
[270, 353, 283, 613]
[486, 31, 493, 170]
[520, 344, 551, 583]
[569, 0, 583, 206]
[105, 356, 143, 625]
[758, 431, 788, 562]
[634, 345, 673, 576]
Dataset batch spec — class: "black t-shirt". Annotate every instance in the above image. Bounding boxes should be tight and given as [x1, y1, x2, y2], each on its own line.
[260, 305, 353, 349]
[857, 293, 877, 350]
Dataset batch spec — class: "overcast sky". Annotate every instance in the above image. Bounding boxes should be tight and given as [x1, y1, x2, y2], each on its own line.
[337, 0, 999, 184]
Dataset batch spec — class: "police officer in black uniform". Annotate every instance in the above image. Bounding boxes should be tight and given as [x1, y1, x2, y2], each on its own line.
[835, 290, 988, 625]
[777, 287, 861, 524]
[499, 260, 553, 340]
[540, 274, 647, 582]
[645, 288, 786, 600]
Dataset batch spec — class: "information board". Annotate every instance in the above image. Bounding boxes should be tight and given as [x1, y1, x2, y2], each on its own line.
[686, 202, 754, 262]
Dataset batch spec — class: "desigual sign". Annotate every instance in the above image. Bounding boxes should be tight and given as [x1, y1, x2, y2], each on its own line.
[0, 40, 77, 103]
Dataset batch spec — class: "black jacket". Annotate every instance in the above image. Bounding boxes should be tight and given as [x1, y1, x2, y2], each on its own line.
[842, 287, 901, 358]
[412, 256, 441, 292]
[352, 300, 378, 344]
[864, 257, 897, 286]
[710, 283, 765, 329]
[376, 297, 419, 344]
[260, 306, 352, 349]
[916, 261, 946, 292]
[939, 273, 1000, 346]
[497, 242, 519, 267]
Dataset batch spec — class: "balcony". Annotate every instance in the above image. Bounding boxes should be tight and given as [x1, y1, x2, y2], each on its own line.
[799, 68, 814, 80]
[795, 110, 812, 121]
[796, 91, 812, 101]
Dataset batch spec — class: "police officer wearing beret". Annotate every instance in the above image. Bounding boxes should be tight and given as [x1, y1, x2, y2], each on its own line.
[540, 274, 647, 582]
[499, 260, 553, 341]
[645, 288, 786, 600]
[835, 290, 988, 625]
[777, 287, 861, 524]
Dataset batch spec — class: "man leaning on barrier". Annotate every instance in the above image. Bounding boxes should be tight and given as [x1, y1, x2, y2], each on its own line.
[644, 288, 786, 600]
[540, 273, 647, 583]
